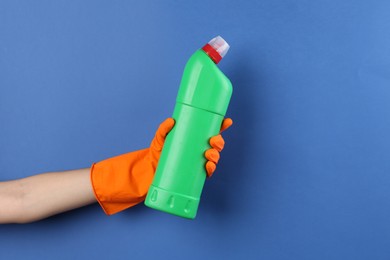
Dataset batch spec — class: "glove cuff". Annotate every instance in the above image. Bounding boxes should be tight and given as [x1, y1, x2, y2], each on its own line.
[90, 149, 153, 215]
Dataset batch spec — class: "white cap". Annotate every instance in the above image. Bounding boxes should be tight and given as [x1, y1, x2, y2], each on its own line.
[208, 36, 230, 58]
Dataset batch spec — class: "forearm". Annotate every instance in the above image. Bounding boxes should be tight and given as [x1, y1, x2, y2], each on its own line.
[0, 168, 96, 224]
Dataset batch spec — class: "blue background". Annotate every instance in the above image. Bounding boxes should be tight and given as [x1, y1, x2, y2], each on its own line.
[1, 1, 390, 259]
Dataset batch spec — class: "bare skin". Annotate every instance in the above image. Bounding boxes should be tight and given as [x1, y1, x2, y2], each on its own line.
[0, 168, 96, 224]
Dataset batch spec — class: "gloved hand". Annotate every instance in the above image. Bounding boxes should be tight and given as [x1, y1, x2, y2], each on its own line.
[90, 118, 232, 215]
[205, 118, 233, 177]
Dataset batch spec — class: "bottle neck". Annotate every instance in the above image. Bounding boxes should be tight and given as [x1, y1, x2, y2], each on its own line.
[201, 44, 222, 64]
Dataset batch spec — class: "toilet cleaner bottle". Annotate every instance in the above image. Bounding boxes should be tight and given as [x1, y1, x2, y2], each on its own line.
[145, 36, 233, 219]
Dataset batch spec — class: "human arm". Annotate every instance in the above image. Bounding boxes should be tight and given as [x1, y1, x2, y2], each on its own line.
[0, 118, 232, 224]
[0, 168, 96, 224]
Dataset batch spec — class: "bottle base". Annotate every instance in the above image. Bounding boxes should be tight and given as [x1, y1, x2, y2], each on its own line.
[145, 185, 199, 219]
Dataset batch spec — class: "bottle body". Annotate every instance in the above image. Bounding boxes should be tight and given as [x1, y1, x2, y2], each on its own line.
[145, 49, 232, 219]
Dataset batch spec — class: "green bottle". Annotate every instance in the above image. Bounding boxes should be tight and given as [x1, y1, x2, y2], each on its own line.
[145, 36, 233, 219]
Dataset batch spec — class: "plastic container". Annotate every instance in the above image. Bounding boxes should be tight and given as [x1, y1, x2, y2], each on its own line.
[144, 36, 233, 219]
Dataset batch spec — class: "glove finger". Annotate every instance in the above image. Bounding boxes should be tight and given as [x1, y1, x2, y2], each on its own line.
[220, 118, 233, 133]
[205, 161, 216, 178]
[205, 148, 220, 164]
[151, 118, 175, 151]
[209, 134, 225, 152]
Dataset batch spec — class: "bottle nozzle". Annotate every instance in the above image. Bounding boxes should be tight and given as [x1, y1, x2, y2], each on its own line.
[202, 36, 230, 64]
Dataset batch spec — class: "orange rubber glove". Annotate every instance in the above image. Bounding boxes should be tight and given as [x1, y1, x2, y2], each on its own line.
[205, 118, 233, 177]
[90, 118, 232, 215]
